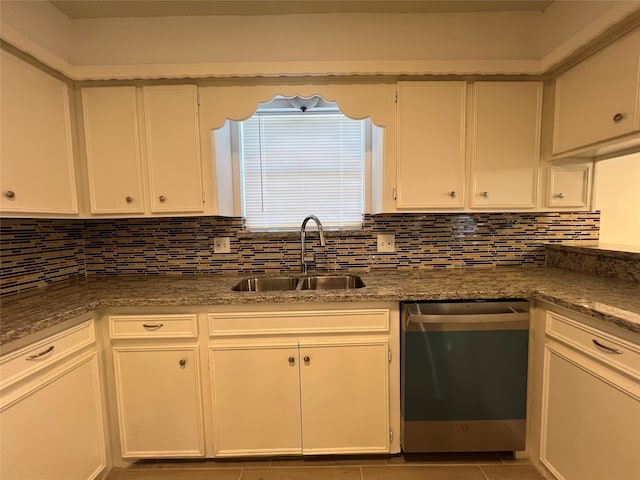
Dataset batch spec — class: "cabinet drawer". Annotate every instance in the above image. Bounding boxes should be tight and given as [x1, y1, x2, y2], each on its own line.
[110, 315, 198, 339]
[209, 309, 390, 336]
[545, 311, 639, 378]
[0, 320, 96, 388]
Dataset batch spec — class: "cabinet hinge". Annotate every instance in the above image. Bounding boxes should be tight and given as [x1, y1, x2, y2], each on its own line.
[197, 93, 201, 106]
[392, 188, 397, 201]
[394, 91, 398, 103]
[388, 348, 392, 363]
[389, 428, 393, 442]
[202, 191, 206, 203]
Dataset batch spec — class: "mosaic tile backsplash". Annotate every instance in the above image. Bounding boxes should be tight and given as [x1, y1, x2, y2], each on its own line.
[1, 212, 600, 296]
[1, 219, 86, 295]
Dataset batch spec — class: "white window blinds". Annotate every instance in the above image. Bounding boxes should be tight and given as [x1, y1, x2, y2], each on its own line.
[239, 113, 365, 231]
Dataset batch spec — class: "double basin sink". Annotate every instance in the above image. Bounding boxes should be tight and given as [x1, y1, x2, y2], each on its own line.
[231, 274, 365, 292]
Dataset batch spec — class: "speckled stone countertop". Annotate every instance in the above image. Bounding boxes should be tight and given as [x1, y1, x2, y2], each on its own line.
[1, 267, 639, 347]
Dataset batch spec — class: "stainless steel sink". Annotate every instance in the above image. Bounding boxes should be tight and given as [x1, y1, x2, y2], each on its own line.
[231, 275, 365, 292]
[297, 275, 365, 290]
[231, 276, 299, 292]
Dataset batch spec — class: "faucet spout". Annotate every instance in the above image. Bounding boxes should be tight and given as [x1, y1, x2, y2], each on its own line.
[300, 215, 326, 273]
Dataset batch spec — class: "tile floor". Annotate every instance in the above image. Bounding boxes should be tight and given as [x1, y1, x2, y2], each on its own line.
[105, 452, 546, 480]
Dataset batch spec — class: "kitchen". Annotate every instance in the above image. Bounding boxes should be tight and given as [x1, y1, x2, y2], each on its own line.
[1, 1, 639, 479]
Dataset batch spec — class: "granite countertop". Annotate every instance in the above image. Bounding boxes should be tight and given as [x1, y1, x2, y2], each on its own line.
[1, 267, 639, 347]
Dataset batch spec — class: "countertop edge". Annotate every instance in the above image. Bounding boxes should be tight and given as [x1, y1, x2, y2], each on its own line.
[2, 269, 639, 347]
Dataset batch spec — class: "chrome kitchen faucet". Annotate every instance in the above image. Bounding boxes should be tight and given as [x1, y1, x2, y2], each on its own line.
[300, 215, 326, 273]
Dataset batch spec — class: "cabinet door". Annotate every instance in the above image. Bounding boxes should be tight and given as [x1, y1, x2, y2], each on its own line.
[470, 82, 541, 209]
[112, 346, 204, 457]
[210, 344, 302, 456]
[553, 30, 640, 155]
[0, 354, 106, 480]
[545, 164, 592, 209]
[81, 87, 145, 214]
[143, 85, 204, 213]
[396, 82, 466, 209]
[541, 344, 640, 480]
[300, 341, 390, 454]
[0, 51, 78, 214]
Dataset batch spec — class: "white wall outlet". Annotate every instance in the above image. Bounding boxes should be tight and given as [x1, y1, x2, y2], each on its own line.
[213, 237, 231, 254]
[377, 234, 395, 253]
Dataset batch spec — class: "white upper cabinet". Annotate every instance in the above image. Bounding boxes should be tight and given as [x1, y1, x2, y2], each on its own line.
[544, 164, 593, 209]
[80, 84, 205, 216]
[552, 29, 640, 157]
[0, 51, 78, 215]
[82, 87, 145, 214]
[396, 81, 466, 209]
[143, 85, 204, 213]
[470, 82, 542, 209]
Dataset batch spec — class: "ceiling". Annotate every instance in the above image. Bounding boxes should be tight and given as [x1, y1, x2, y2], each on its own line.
[51, 0, 555, 19]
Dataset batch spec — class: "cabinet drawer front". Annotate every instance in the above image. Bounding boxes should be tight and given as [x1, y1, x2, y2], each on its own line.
[0, 320, 95, 388]
[110, 315, 198, 339]
[546, 311, 639, 378]
[209, 309, 390, 336]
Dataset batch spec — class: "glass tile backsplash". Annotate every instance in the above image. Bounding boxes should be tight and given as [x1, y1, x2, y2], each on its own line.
[1, 212, 600, 296]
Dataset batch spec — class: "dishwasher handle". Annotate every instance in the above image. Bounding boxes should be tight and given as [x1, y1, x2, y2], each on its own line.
[404, 304, 529, 332]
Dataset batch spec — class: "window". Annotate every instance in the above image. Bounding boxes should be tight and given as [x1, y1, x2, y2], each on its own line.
[237, 96, 366, 231]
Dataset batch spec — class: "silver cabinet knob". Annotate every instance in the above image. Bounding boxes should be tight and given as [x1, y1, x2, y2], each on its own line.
[303, 355, 311, 363]
[481, 192, 489, 198]
[288, 356, 296, 365]
[179, 359, 187, 367]
[449, 191, 456, 198]
[125, 196, 133, 203]
[4, 191, 15, 199]
[613, 113, 624, 123]
[555, 192, 565, 199]
[159, 195, 166, 203]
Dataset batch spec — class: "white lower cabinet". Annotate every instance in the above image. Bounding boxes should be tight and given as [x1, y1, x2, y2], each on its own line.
[211, 340, 390, 456]
[0, 321, 106, 480]
[210, 343, 302, 455]
[540, 310, 640, 480]
[299, 342, 389, 454]
[208, 304, 397, 457]
[112, 346, 205, 457]
[109, 315, 205, 458]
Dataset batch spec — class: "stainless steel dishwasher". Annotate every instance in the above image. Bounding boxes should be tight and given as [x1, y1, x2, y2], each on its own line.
[401, 299, 530, 453]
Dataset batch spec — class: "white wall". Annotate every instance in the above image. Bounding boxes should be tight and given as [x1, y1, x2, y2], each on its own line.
[594, 152, 640, 247]
[1, 0, 639, 79]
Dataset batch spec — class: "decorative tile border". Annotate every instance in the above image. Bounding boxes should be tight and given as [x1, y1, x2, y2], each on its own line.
[1, 212, 600, 296]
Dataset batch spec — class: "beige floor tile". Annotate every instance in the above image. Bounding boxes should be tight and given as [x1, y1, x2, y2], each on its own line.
[106, 468, 242, 480]
[385, 452, 503, 465]
[497, 453, 537, 465]
[480, 464, 546, 479]
[240, 466, 362, 480]
[361, 465, 486, 480]
[271, 454, 387, 467]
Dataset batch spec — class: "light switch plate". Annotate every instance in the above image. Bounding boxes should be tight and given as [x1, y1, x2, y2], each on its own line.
[377, 234, 395, 253]
[214, 237, 231, 254]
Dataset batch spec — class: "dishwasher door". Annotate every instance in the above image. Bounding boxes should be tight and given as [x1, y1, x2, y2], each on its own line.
[401, 299, 529, 453]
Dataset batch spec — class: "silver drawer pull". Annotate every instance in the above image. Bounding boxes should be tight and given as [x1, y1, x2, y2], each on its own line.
[25, 345, 55, 360]
[143, 323, 164, 330]
[592, 339, 623, 355]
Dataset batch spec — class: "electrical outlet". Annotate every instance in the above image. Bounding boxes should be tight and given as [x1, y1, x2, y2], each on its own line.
[377, 234, 395, 253]
[213, 237, 231, 254]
